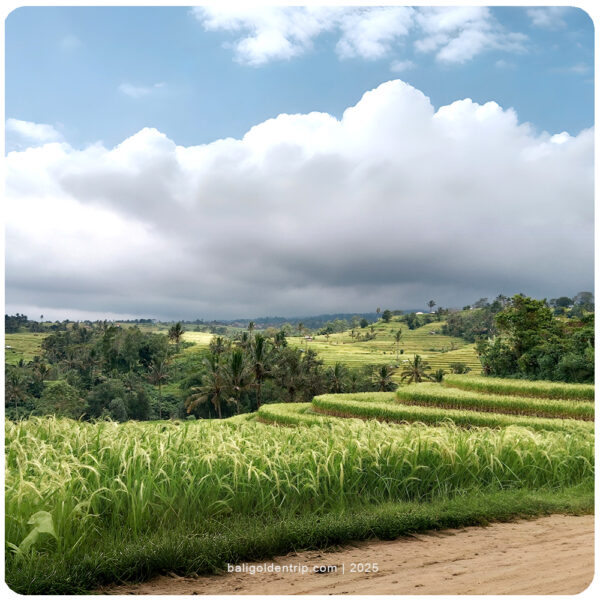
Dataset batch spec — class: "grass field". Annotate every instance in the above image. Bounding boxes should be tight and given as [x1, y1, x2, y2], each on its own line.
[4, 332, 48, 365]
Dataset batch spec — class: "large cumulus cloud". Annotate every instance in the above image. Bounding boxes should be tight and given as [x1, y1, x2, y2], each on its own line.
[5, 80, 593, 320]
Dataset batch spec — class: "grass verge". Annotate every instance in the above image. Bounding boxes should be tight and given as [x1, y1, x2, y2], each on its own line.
[6, 485, 593, 595]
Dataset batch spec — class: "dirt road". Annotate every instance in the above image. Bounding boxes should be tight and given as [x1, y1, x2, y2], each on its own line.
[107, 514, 594, 595]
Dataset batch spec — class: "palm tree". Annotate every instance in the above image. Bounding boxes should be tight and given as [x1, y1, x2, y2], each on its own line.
[427, 300, 436, 313]
[373, 364, 396, 391]
[5, 366, 27, 419]
[394, 328, 403, 362]
[347, 370, 361, 393]
[327, 362, 348, 393]
[225, 348, 252, 414]
[248, 321, 255, 334]
[275, 348, 305, 402]
[400, 354, 433, 384]
[186, 354, 226, 419]
[273, 330, 287, 349]
[168, 322, 184, 351]
[148, 356, 169, 419]
[209, 336, 230, 356]
[249, 334, 271, 410]
[236, 331, 250, 349]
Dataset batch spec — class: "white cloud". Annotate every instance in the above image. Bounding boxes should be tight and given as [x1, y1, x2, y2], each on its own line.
[118, 82, 166, 98]
[192, 6, 527, 66]
[552, 63, 590, 75]
[415, 7, 526, 64]
[5, 80, 593, 319]
[60, 34, 82, 51]
[336, 7, 414, 59]
[495, 59, 515, 69]
[5, 118, 63, 151]
[193, 6, 341, 65]
[527, 7, 568, 29]
[390, 59, 415, 73]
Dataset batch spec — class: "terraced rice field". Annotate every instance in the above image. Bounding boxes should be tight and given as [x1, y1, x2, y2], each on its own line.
[288, 320, 482, 375]
[444, 375, 595, 400]
[6, 375, 593, 594]
[4, 332, 48, 365]
[181, 318, 482, 376]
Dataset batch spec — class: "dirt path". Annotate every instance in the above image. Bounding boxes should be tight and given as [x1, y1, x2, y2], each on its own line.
[107, 514, 594, 595]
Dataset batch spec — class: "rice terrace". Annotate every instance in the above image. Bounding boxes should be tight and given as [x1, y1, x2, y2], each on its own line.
[4, 4, 595, 597]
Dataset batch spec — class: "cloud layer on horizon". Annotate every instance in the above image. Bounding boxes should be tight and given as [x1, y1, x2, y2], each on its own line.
[5, 80, 593, 320]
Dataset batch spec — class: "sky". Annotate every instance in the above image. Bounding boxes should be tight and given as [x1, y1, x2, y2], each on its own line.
[4, 4, 595, 320]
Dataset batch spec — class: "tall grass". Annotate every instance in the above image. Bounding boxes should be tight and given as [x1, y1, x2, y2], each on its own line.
[6, 416, 593, 555]
[396, 383, 593, 420]
[444, 375, 595, 400]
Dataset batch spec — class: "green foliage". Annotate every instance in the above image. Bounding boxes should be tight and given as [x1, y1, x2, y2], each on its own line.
[39, 381, 85, 419]
[400, 354, 433, 383]
[381, 309, 392, 323]
[475, 295, 594, 382]
[449, 362, 471, 374]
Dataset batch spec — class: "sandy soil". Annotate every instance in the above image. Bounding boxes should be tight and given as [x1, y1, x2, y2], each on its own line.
[106, 514, 594, 595]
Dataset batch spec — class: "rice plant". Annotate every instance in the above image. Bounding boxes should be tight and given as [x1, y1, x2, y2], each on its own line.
[396, 383, 593, 420]
[443, 375, 594, 400]
[311, 394, 594, 433]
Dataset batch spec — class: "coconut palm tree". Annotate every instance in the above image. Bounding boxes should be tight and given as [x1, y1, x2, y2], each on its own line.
[5, 366, 27, 419]
[374, 364, 396, 391]
[168, 322, 184, 351]
[185, 353, 226, 418]
[148, 356, 169, 419]
[327, 362, 348, 393]
[209, 336, 230, 356]
[249, 334, 271, 410]
[225, 348, 252, 414]
[400, 354, 433, 384]
[394, 328, 403, 362]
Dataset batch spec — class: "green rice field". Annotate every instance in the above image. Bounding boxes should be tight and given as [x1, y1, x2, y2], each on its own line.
[5, 373, 594, 594]
[444, 374, 595, 400]
[181, 318, 482, 377]
[4, 332, 48, 365]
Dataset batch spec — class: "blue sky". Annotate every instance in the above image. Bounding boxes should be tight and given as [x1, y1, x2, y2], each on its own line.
[5, 6, 594, 151]
[4, 6, 595, 320]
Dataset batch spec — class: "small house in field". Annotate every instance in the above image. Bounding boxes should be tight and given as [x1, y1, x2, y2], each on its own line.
[304, 336, 313, 341]
[416, 311, 424, 315]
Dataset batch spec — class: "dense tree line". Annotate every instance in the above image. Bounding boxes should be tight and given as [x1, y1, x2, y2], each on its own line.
[5, 322, 395, 421]
[475, 294, 594, 382]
